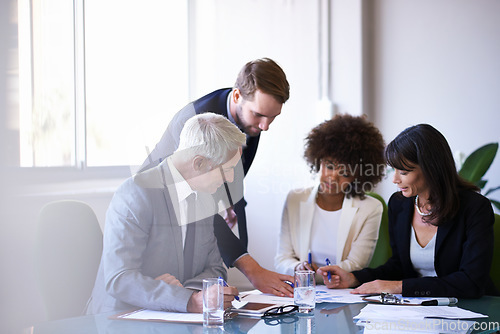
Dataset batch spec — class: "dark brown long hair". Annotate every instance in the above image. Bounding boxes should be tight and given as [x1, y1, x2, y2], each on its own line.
[385, 124, 478, 224]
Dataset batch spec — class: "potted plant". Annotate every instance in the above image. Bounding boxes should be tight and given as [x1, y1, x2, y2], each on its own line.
[458, 143, 500, 211]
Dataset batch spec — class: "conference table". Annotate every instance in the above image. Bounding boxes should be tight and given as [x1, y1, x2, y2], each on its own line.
[32, 296, 500, 334]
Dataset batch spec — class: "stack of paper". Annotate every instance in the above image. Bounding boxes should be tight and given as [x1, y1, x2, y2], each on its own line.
[354, 304, 487, 334]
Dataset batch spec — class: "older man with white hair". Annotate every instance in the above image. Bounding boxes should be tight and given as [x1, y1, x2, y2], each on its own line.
[87, 113, 243, 314]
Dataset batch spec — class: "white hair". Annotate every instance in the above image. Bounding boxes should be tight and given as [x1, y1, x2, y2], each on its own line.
[177, 113, 246, 166]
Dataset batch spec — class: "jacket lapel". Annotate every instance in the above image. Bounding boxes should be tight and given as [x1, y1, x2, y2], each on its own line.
[337, 196, 358, 262]
[299, 187, 318, 260]
[158, 166, 185, 280]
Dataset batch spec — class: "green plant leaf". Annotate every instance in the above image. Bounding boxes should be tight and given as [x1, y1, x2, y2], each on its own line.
[476, 179, 487, 189]
[490, 199, 500, 212]
[485, 186, 500, 197]
[459, 143, 498, 184]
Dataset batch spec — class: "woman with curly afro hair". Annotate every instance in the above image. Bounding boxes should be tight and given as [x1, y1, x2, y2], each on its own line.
[275, 114, 386, 282]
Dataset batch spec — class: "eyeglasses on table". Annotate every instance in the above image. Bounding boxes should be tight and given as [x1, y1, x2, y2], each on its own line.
[262, 304, 299, 317]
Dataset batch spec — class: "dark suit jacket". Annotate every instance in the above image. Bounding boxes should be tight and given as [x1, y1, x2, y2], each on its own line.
[353, 189, 496, 298]
[141, 88, 260, 266]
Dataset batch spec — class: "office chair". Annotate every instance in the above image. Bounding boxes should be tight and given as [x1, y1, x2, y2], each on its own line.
[35, 200, 103, 321]
[366, 192, 391, 268]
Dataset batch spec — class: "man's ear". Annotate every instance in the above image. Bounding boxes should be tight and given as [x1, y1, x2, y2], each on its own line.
[192, 155, 208, 172]
[232, 88, 241, 103]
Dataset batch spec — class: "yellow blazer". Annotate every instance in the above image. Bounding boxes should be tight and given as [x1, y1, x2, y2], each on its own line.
[274, 185, 383, 277]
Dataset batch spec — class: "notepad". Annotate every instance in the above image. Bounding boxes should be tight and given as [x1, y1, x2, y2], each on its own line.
[111, 308, 204, 323]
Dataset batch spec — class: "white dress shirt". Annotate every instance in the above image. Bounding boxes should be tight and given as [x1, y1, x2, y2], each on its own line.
[166, 157, 197, 247]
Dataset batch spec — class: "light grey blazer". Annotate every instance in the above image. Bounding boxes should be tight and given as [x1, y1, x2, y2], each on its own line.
[275, 185, 383, 277]
[86, 166, 226, 314]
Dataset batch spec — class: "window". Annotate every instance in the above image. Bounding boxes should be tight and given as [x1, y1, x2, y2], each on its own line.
[18, 0, 189, 168]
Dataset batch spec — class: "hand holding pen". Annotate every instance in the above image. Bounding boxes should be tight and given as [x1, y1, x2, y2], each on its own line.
[296, 249, 318, 272]
[218, 277, 240, 303]
[325, 258, 332, 281]
[317, 265, 358, 289]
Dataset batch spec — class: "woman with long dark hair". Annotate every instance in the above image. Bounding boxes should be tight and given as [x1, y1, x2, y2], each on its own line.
[318, 124, 497, 298]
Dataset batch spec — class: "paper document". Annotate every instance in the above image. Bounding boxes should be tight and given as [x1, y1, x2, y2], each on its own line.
[315, 286, 366, 304]
[238, 286, 366, 304]
[354, 304, 487, 320]
[354, 304, 485, 334]
[238, 289, 293, 304]
[111, 308, 204, 323]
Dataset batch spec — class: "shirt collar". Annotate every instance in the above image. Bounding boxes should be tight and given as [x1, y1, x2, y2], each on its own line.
[166, 156, 197, 202]
[226, 90, 237, 127]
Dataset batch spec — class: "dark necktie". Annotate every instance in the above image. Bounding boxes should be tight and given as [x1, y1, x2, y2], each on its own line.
[183, 193, 196, 280]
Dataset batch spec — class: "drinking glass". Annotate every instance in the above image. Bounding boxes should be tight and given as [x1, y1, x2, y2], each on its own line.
[203, 277, 224, 327]
[294, 270, 316, 313]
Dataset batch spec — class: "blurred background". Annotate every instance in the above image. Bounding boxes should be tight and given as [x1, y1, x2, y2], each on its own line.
[1, 0, 499, 332]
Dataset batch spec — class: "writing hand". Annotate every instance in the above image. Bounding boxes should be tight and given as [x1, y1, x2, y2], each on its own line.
[223, 286, 239, 309]
[317, 265, 358, 289]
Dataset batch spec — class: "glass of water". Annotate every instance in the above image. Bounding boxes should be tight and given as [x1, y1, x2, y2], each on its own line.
[203, 277, 224, 327]
[294, 270, 316, 313]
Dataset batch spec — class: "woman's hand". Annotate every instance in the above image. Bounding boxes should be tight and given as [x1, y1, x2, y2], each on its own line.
[317, 265, 359, 289]
[295, 261, 318, 272]
[351, 280, 402, 294]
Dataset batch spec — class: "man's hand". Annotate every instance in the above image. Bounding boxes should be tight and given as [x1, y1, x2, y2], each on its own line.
[317, 265, 359, 289]
[249, 268, 294, 297]
[223, 286, 239, 309]
[235, 254, 294, 297]
[186, 286, 239, 313]
[155, 273, 183, 287]
[186, 291, 203, 313]
[351, 280, 402, 295]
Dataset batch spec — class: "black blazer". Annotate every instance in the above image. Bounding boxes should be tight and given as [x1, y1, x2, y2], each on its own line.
[353, 189, 496, 298]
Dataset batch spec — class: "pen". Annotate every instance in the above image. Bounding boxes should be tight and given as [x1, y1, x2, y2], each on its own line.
[308, 249, 312, 266]
[325, 258, 332, 281]
[421, 297, 458, 306]
[219, 276, 240, 301]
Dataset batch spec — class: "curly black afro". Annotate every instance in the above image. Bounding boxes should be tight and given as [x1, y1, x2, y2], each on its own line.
[304, 114, 386, 198]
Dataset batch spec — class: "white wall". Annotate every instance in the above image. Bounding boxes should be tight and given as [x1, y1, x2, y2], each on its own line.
[367, 0, 500, 203]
